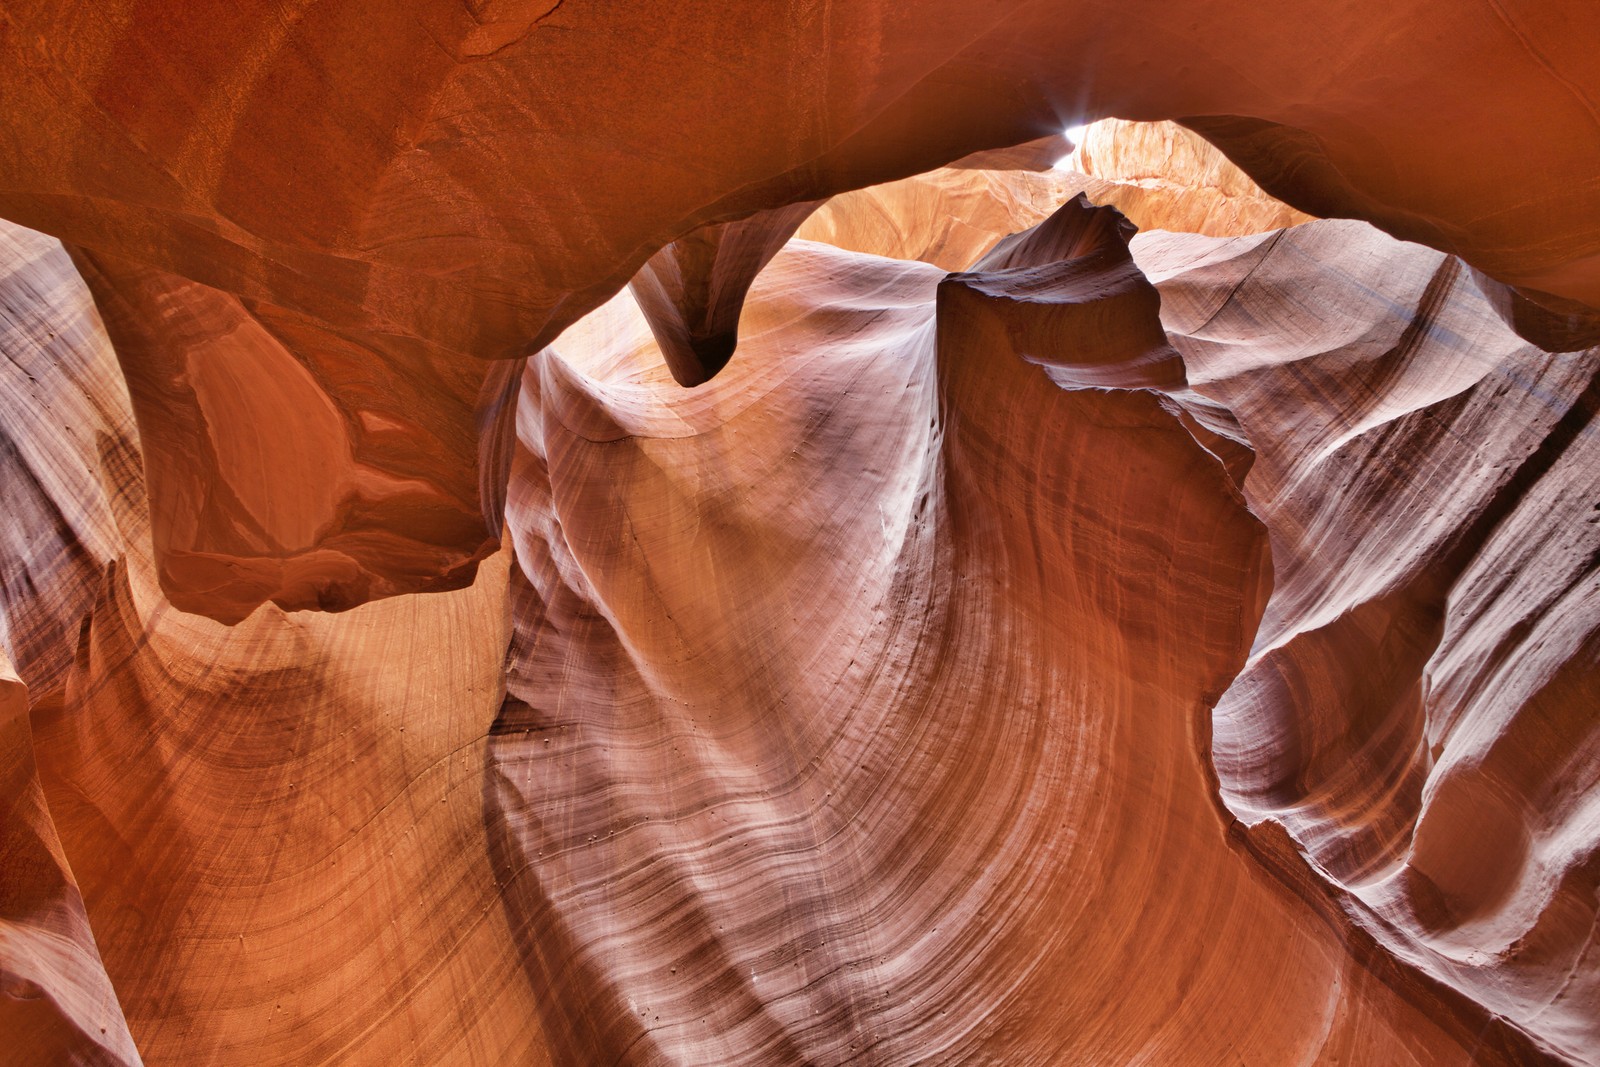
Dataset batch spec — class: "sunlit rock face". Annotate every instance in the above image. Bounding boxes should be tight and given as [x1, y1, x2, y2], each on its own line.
[487, 200, 1550, 1066]
[1136, 222, 1600, 1067]
[1057, 119, 1317, 237]
[0, 226, 138, 1067]
[794, 121, 1311, 271]
[3, 0, 1600, 618]
[630, 201, 823, 387]
[2, 4, 1600, 1065]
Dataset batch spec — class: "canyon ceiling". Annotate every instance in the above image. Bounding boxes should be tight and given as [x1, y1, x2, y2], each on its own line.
[2, 2, 1600, 1064]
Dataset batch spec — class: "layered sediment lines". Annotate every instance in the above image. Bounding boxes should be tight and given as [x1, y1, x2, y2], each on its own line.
[0, 220, 552, 1066]
[0, 226, 139, 1067]
[1134, 221, 1600, 1066]
[4, 173, 1597, 1065]
[3, 0, 1599, 618]
[70, 248, 521, 623]
[485, 201, 1557, 1065]
[795, 118, 1312, 277]
[1058, 119, 1316, 238]
[1, 6, 1598, 1059]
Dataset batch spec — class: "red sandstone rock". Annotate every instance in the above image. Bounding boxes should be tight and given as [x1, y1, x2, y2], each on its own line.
[2, 196, 1589, 1066]
[4, 0, 1595, 617]
[1059, 119, 1316, 237]
[797, 166, 1077, 271]
[68, 248, 520, 623]
[0, 219, 551, 1065]
[0, 649, 138, 1067]
[1136, 219, 1600, 1066]
[0, 225, 140, 1067]
[489, 200, 1555, 1065]
[797, 119, 1309, 279]
[0, 7, 1598, 1063]
[629, 200, 821, 385]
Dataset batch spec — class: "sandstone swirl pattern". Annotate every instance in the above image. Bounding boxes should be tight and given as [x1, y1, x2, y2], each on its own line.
[0, 226, 139, 1067]
[1, 4, 1599, 1064]
[0, 152, 1593, 1067]
[1138, 222, 1600, 1067]
[0, 219, 554, 1065]
[4, 0, 1597, 619]
[485, 200, 1565, 1065]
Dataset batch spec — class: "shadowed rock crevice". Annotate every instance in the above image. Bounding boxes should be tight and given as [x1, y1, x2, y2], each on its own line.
[630, 201, 824, 386]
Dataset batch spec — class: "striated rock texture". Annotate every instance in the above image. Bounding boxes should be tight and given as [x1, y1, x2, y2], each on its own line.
[67, 247, 522, 624]
[492, 204, 1516, 1065]
[630, 200, 823, 387]
[0, 225, 140, 1067]
[794, 115, 1337, 289]
[36, 526, 551, 1066]
[1057, 119, 1317, 237]
[0, 219, 551, 1066]
[0, 651, 136, 1067]
[0, 4, 1599, 1065]
[1136, 221, 1600, 1067]
[796, 166, 1077, 272]
[0, 183, 1592, 1066]
[1, 0, 1599, 618]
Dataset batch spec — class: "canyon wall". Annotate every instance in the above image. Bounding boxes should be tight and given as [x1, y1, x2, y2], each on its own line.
[1, 4, 1598, 1064]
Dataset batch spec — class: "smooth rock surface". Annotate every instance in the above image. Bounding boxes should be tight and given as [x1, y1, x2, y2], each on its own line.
[0, 10, 1597, 1059]
[1136, 220, 1600, 1067]
[2, 0, 1598, 616]
[487, 202, 1557, 1065]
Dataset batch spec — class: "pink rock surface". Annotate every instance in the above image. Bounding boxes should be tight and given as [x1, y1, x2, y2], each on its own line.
[487, 201, 1559, 1064]
[1137, 220, 1600, 1066]
[0, 7, 1597, 1061]
[0, 0, 1596, 618]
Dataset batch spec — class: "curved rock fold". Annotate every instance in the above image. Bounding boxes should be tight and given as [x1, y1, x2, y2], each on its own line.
[0, 6, 1598, 1064]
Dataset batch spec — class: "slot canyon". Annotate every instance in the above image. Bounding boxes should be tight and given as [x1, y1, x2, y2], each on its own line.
[2, 3, 1599, 1064]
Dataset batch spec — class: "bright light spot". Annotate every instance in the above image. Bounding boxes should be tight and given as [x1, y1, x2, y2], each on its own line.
[1053, 124, 1090, 170]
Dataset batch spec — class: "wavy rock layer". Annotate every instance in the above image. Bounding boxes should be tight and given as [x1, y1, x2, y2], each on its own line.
[1134, 221, 1600, 1066]
[4, 0, 1599, 616]
[0, 651, 138, 1067]
[69, 248, 521, 624]
[796, 167, 1077, 272]
[4, 180, 1593, 1067]
[35, 530, 549, 1067]
[0, 18, 1597, 1056]
[0, 220, 553, 1065]
[486, 201, 1546, 1065]
[795, 121, 1307, 275]
[0, 224, 139, 1067]
[630, 201, 822, 386]
[1060, 119, 1316, 237]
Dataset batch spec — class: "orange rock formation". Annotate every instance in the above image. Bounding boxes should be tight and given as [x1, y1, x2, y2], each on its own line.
[1, 3, 1598, 1065]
